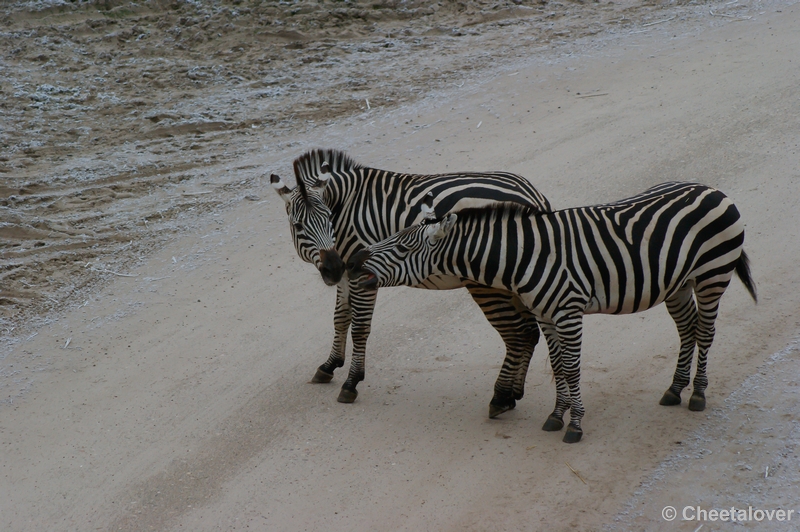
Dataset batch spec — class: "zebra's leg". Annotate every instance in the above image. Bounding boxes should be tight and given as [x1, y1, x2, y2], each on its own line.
[508, 295, 541, 402]
[689, 287, 727, 412]
[337, 283, 379, 403]
[659, 284, 697, 406]
[513, 318, 541, 401]
[555, 315, 585, 443]
[540, 321, 570, 432]
[312, 280, 352, 383]
[464, 284, 541, 418]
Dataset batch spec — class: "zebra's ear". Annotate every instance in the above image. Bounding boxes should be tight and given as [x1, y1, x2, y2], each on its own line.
[420, 192, 437, 221]
[441, 213, 458, 234]
[426, 213, 458, 243]
[270, 174, 293, 204]
[314, 161, 332, 189]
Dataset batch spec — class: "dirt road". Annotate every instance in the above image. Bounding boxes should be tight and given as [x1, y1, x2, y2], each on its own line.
[2, 0, 799, 530]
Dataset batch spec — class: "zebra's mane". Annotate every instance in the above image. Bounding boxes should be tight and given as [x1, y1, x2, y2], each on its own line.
[292, 149, 364, 199]
[445, 202, 542, 223]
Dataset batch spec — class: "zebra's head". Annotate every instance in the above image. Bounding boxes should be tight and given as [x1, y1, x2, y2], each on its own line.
[348, 210, 458, 290]
[271, 162, 345, 286]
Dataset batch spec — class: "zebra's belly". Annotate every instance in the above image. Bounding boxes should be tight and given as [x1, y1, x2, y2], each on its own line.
[582, 287, 680, 316]
[411, 275, 466, 291]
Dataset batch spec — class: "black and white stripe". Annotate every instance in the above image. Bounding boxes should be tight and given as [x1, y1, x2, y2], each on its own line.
[272, 149, 552, 415]
[351, 182, 757, 443]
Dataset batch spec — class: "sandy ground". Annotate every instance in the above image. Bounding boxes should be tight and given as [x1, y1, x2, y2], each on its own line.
[2, 0, 800, 530]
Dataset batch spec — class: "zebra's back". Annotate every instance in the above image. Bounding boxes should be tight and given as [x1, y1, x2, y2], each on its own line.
[519, 182, 744, 315]
[291, 149, 551, 260]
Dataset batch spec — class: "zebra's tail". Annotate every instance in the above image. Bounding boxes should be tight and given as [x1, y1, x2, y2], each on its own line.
[735, 250, 758, 303]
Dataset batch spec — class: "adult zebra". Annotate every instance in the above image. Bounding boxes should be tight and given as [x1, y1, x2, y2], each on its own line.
[270, 149, 552, 417]
[349, 182, 757, 443]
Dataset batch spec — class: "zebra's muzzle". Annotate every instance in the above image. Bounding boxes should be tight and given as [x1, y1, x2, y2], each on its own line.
[346, 249, 378, 289]
[356, 271, 378, 290]
[354, 271, 378, 290]
[318, 248, 345, 286]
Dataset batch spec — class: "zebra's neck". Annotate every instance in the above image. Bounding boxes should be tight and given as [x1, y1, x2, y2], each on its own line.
[320, 165, 551, 262]
[326, 168, 430, 258]
[433, 209, 548, 294]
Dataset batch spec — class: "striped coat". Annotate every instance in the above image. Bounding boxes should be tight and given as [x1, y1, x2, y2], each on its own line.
[350, 182, 757, 442]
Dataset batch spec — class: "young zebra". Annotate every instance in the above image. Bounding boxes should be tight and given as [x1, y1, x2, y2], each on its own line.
[270, 149, 553, 417]
[348, 182, 757, 443]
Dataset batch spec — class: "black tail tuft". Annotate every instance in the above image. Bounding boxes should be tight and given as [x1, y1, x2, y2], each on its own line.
[735, 250, 758, 303]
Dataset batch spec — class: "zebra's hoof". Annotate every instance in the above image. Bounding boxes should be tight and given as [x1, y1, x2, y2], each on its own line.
[337, 388, 358, 403]
[489, 396, 516, 419]
[311, 368, 335, 384]
[659, 389, 682, 406]
[542, 414, 564, 432]
[488, 403, 515, 419]
[563, 425, 583, 443]
[688, 393, 706, 411]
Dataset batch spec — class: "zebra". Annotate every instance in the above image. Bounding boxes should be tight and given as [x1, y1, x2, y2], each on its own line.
[270, 148, 553, 417]
[348, 182, 757, 443]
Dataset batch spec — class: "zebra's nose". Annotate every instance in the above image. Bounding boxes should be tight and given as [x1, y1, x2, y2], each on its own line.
[347, 249, 370, 273]
[319, 249, 345, 285]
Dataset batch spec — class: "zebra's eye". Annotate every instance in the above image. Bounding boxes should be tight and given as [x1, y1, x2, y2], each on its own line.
[396, 244, 409, 254]
[292, 222, 303, 232]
